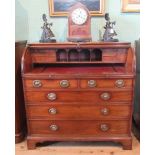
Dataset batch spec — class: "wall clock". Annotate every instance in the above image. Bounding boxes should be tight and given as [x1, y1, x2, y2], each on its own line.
[67, 2, 92, 42]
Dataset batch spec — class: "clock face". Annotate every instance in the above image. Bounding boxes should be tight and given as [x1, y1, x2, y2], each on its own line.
[71, 8, 88, 25]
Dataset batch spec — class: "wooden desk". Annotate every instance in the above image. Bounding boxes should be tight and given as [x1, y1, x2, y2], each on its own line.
[21, 42, 135, 150]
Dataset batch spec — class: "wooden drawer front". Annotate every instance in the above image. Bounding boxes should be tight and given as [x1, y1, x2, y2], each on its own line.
[27, 105, 131, 120]
[29, 120, 129, 136]
[31, 50, 56, 63]
[24, 79, 77, 89]
[102, 49, 127, 63]
[80, 79, 132, 89]
[25, 91, 132, 103]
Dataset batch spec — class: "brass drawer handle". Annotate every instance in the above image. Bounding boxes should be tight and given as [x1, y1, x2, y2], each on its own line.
[49, 108, 57, 115]
[50, 125, 58, 131]
[100, 124, 109, 131]
[115, 80, 125, 88]
[33, 80, 42, 88]
[100, 92, 111, 100]
[60, 80, 70, 88]
[101, 108, 109, 115]
[47, 93, 57, 101]
[88, 80, 97, 88]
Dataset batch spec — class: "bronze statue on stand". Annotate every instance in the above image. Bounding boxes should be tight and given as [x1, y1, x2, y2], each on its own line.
[40, 14, 56, 43]
[102, 13, 118, 42]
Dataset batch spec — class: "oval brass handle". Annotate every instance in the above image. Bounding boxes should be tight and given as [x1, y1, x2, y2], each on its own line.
[101, 108, 109, 115]
[33, 80, 42, 88]
[50, 125, 58, 131]
[47, 93, 57, 101]
[100, 124, 109, 131]
[49, 108, 57, 115]
[115, 80, 125, 88]
[100, 92, 111, 100]
[60, 80, 70, 88]
[88, 80, 97, 88]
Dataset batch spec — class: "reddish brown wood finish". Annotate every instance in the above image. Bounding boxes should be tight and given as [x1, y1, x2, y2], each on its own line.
[27, 105, 131, 120]
[23, 66, 132, 78]
[21, 42, 135, 150]
[26, 136, 132, 150]
[23, 78, 132, 90]
[25, 91, 132, 103]
[80, 79, 133, 89]
[15, 40, 27, 143]
[24, 79, 78, 89]
[31, 50, 56, 63]
[21, 46, 32, 73]
[102, 48, 127, 63]
[28, 120, 129, 136]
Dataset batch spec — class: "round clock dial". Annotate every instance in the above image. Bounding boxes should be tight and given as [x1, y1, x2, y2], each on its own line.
[71, 8, 88, 25]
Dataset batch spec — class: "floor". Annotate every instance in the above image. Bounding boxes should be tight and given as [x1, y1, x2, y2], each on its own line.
[16, 135, 140, 155]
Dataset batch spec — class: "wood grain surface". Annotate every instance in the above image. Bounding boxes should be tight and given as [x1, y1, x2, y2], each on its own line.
[22, 42, 135, 150]
[27, 104, 131, 120]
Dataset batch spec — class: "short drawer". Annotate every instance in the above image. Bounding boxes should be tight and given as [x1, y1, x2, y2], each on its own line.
[80, 79, 132, 89]
[29, 120, 129, 136]
[102, 48, 127, 63]
[31, 50, 56, 63]
[25, 91, 132, 103]
[24, 79, 78, 89]
[27, 105, 131, 120]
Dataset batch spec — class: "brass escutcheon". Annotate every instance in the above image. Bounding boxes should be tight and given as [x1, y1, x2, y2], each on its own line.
[100, 124, 109, 131]
[50, 125, 58, 131]
[49, 108, 57, 115]
[47, 93, 57, 101]
[100, 92, 111, 100]
[60, 80, 70, 88]
[88, 80, 97, 88]
[115, 79, 125, 88]
[101, 108, 109, 115]
[33, 80, 42, 88]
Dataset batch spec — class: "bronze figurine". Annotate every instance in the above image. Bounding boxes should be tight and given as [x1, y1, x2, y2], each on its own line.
[40, 14, 56, 43]
[102, 13, 118, 42]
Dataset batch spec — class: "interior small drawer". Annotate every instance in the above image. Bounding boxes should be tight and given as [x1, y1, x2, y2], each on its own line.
[29, 120, 129, 136]
[24, 79, 78, 89]
[31, 50, 56, 63]
[80, 79, 132, 89]
[102, 48, 127, 63]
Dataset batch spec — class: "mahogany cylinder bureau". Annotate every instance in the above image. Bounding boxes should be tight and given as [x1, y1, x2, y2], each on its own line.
[21, 42, 135, 150]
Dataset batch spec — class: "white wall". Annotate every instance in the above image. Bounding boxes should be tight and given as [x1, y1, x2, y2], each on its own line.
[15, 0, 29, 40]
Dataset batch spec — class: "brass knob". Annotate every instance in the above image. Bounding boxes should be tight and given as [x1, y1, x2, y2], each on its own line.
[60, 80, 70, 88]
[101, 108, 109, 115]
[88, 80, 97, 88]
[115, 80, 125, 88]
[50, 125, 58, 131]
[100, 92, 111, 100]
[47, 93, 57, 101]
[33, 80, 42, 88]
[100, 124, 109, 131]
[49, 108, 57, 115]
